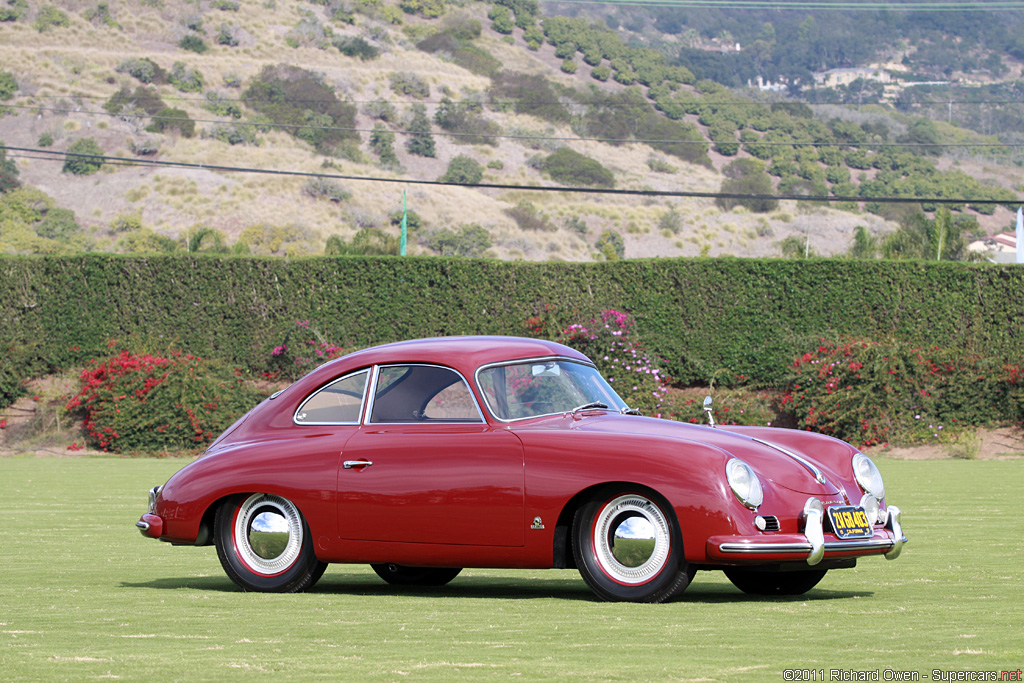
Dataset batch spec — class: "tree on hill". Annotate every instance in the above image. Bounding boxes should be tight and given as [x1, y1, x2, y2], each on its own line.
[716, 159, 777, 213]
[0, 145, 19, 192]
[406, 104, 436, 158]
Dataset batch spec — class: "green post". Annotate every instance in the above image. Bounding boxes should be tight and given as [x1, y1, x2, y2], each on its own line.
[400, 189, 407, 256]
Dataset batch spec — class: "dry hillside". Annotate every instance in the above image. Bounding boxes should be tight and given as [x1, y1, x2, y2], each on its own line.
[1, 0, 1021, 260]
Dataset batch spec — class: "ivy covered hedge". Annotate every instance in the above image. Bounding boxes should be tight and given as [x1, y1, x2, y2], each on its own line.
[1, 255, 1022, 396]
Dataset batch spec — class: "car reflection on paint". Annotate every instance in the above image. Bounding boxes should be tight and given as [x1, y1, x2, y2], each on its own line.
[137, 336, 905, 602]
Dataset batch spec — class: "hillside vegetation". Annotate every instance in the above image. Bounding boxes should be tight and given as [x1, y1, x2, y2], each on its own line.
[0, 0, 1022, 261]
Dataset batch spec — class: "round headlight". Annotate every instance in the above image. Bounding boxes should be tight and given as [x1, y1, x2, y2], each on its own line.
[726, 458, 763, 509]
[852, 453, 885, 499]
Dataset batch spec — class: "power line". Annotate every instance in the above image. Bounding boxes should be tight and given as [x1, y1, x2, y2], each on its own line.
[4, 102, 1018, 150]
[21, 91, 1024, 109]
[540, 0, 1024, 9]
[3, 144, 1019, 206]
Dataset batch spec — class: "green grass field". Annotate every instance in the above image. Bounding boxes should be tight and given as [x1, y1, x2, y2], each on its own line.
[1, 456, 1021, 681]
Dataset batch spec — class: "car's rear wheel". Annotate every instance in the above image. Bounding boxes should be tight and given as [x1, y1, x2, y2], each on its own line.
[572, 487, 695, 603]
[370, 564, 462, 586]
[723, 568, 828, 596]
[215, 493, 327, 592]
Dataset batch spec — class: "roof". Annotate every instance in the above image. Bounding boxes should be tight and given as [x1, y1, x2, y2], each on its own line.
[313, 336, 590, 383]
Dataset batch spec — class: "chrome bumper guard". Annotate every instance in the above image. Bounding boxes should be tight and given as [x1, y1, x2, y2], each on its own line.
[717, 500, 907, 565]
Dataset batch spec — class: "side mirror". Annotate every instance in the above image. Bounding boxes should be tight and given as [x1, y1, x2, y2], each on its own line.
[703, 395, 716, 427]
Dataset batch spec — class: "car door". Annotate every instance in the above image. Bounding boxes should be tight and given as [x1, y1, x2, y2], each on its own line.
[337, 364, 525, 548]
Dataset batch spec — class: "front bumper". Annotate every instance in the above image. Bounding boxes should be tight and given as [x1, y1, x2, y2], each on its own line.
[136, 485, 163, 539]
[707, 505, 906, 566]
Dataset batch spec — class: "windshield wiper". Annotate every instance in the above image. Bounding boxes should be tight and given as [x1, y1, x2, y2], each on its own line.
[570, 401, 608, 415]
[620, 407, 642, 416]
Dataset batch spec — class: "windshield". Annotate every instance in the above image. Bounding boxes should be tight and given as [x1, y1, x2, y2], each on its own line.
[477, 359, 627, 421]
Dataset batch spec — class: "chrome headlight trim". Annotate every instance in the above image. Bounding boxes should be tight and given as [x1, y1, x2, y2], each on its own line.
[852, 453, 885, 499]
[726, 458, 763, 510]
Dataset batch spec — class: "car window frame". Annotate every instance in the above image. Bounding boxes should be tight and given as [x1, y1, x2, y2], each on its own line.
[475, 356, 622, 423]
[293, 368, 371, 426]
[365, 363, 486, 425]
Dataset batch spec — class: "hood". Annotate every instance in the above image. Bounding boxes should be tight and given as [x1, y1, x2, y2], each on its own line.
[566, 413, 841, 496]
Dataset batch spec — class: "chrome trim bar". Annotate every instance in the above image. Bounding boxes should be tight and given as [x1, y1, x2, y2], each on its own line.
[750, 437, 826, 484]
[719, 537, 899, 555]
[135, 520, 150, 531]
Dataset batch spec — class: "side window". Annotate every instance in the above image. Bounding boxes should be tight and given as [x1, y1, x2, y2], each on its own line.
[370, 365, 481, 423]
[295, 370, 369, 424]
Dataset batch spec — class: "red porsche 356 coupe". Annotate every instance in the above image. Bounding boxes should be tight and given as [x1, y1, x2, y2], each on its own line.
[137, 336, 905, 602]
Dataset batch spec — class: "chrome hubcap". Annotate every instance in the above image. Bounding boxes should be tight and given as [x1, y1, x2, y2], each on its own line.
[234, 494, 303, 575]
[594, 495, 671, 584]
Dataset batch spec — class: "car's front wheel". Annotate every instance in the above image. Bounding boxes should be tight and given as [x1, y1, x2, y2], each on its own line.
[723, 568, 828, 596]
[572, 487, 695, 603]
[215, 493, 327, 592]
[370, 564, 462, 586]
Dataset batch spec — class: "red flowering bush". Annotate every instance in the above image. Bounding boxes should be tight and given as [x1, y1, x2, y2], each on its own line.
[778, 339, 1017, 447]
[66, 350, 264, 453]
[266, 320, 345, 381]
[556, 310, 673, 416]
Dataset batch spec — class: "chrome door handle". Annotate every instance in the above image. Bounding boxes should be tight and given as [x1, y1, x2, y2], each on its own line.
[343, 460, 373, 469]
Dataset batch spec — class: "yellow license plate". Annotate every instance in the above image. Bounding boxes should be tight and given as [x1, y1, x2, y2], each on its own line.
[827, 506, 873, 539]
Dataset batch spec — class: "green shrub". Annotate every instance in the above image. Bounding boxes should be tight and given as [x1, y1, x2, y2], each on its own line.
[595, 229, 624, 260]
[215, 24, 239, 46]
[488, 72, 569, 124]
[0, 70, 16, 100]
[504, 201, 553, 231]
[62, 138, 105, 175]
[33, 4, 69, 31]
[83, 2, 118, 27]
[178, 33, 208, 53]
[238, 223, 319, 256]
[207, 123, 259, 146]
[541, 147, 614, 188]
[168, 62, 204, 93]
[389, 72, 429, 99]
[243, 65, 358, 155]
[400, 0, 444, 18]
[440, 155, 483, 185]
[143, 107, 194, 138]
[65, 350, 264, 452]
[117, 229, 178, 253]
[115, 58, 166, 84]
[433, 97, 498, 146]
[0, 0, 28, 22]
[302, 177, 350, 203]
[325, 227, 399, 257]
[334, 36, 379, 60]
[424, 224, 490, 257]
